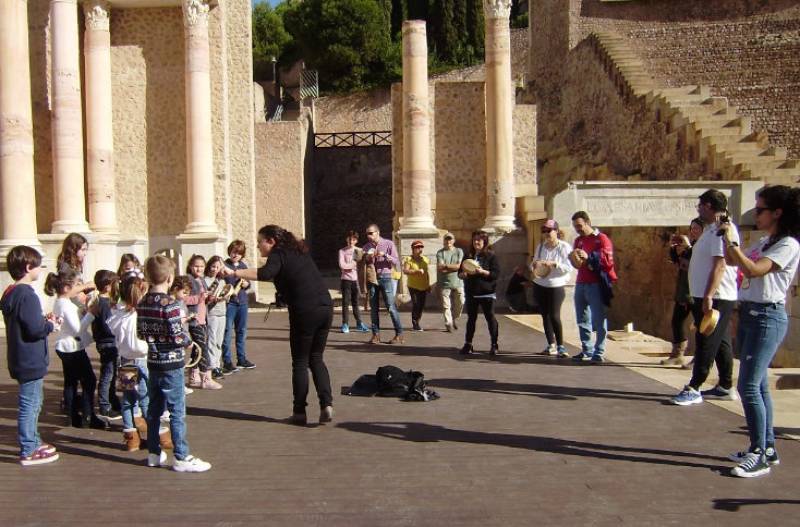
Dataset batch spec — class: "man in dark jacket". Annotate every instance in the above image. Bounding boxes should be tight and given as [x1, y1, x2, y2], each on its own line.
[1, 246, 60, 465]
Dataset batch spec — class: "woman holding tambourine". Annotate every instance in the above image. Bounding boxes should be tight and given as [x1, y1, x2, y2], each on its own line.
[530, 219, 573, 358]
[458, 231, 501, 356]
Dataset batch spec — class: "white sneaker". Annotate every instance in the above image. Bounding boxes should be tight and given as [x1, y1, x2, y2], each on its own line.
[173, 455, 211, 473]
[147, 451, 168, 467]
[184, 386, 194, 395]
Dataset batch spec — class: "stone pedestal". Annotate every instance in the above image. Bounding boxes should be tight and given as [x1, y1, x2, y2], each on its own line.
[0, 0, 41, 255]
[482, 0, 516, 233]
[176, 232, 226, 271]
[83, 0, 118, 235]
[50, 0, 90, 234]
[398, 20, 437, 238]
[182, 0, 219, 236]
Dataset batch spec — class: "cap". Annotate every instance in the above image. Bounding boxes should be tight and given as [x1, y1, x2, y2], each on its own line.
[411, 240, 424, 248]
[443, 232, 454, 240]
[542, 219, 559, 230]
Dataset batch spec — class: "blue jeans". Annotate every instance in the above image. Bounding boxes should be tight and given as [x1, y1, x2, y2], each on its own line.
[574, 282, 608, 356]
[147, 368, 189, 460]
[18, 378, 44, 457]
[222, 302, 249, 365]
[736, 302, 788, 452]
[97, 347, 120, 413]
[368, 276, 403, 335]
[120, 358, 149, 431]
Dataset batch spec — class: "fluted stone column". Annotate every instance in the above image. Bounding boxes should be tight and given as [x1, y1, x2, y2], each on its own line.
[398, 20, 436, 236]
[0, 0, 41, 253]
[181, 0, 218, 235]
[83, 0, 118, 234]
[482, 0, 516, 233]
[50, 0, 90, 234]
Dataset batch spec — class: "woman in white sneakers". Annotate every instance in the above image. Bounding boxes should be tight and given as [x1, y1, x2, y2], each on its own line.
[721, 185, 800, 478]
[531, 220, 573, 358]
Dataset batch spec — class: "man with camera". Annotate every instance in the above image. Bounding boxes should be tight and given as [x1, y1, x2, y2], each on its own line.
[672, 189, 740, 406]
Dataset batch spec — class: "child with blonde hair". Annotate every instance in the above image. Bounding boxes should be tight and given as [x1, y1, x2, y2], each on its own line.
[204, 256, 227, 379]
[184, 255, 221, 390]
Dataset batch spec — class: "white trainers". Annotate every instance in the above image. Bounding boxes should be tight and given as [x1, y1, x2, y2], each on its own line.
[147, 451, 168, 467]
[173, 455, 211, 473]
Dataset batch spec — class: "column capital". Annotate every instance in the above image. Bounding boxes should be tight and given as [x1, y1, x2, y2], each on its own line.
[183, 0, 210, 29]
[83, 0, 110, 31]
[483, 0, 511, 20]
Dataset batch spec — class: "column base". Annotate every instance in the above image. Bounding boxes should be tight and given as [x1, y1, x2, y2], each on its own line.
[0, 238, 43, 258]
[176, 232, 226, 271]
[481, 215, 517, 234]
[51, 220, 91, 235]
[183, 221, 221, 235]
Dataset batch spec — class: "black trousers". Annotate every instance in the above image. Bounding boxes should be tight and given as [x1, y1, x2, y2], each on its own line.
[409, 287, 428, 323]
[689, 298, 735, 390]
[340, 279, 362, 326]
[532, 284, 565, 346]
[671, 301, 693, 344]
[289, 305, 334, 414]
[56, 350, 96, 421]
[465, 297, 499, 346]
[189, 324, 209, 371]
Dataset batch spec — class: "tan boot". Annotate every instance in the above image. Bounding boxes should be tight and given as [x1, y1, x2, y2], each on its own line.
[200, 370, 223, 390]
[187, 367, 202, 388]
[160, 429, 174, 450]
[661, 341, 687, 366]
[123, 429, 140, 452]
[133, 415, 148, 440]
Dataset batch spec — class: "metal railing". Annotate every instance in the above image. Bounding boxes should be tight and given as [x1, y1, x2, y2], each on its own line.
[299, 69, 319, 100]
[314, 131, 392, 148]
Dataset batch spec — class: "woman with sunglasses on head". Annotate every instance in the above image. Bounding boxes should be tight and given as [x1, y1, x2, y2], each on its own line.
[531, 220, 573, 358]
[720, 185, 800, 478]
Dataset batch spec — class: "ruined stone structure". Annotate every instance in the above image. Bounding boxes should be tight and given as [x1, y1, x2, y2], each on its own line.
[1, 0, 255, 303]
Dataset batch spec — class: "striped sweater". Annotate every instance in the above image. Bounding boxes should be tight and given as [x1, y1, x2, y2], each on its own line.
[136, 292, 191, 371]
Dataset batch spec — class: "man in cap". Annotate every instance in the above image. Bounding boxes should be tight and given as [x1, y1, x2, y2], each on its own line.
[436, 233, 464, 332]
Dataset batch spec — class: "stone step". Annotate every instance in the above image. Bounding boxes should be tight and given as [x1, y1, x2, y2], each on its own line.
[655, 85, 711, 98]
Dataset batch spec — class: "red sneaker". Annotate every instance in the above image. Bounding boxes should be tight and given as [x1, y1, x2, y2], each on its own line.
[20, 449, 59, 466]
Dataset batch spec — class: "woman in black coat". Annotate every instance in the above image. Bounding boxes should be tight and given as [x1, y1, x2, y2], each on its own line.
[459, 231, 501, 356]
[224, 224, 333, 425]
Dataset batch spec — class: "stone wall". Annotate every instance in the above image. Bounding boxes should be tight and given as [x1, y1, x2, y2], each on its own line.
[530, 0, 800, 156]
[309, 146, 393, 271]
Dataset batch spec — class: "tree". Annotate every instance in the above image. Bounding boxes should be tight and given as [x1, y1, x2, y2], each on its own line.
[283, 0, 400, 92]
[252, 1, 293, 81]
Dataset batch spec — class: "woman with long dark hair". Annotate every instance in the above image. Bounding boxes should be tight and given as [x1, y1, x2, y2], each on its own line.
[223, 225, 333, 425]
[459, 231, 501, 356]
[720, 185, 800, 478]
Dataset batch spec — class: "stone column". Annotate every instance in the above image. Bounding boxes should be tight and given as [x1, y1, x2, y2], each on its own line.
[482, 0, 516, 233]
[50, 0, 90, 234]
[182, 0, 218, 235]
[0, 0, 41, 253]
[399, 20, 436, 235]
[83, 0, 118, 235]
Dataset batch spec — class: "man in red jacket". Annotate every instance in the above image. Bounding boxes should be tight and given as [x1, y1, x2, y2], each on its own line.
[570, 211, 618, 363]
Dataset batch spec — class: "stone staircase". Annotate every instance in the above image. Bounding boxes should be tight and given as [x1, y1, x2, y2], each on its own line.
[589, 31, 800, 187]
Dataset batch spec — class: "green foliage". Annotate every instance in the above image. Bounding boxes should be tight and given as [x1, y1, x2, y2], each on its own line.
[252, 2, 293, 80]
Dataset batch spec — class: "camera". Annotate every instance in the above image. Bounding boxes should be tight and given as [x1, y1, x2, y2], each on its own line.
[715, 215, 730, 236]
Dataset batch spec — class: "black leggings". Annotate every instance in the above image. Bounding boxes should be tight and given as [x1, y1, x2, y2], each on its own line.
[689, 298, 735, 390]
[671, 301, 692, 344]
[340, 279, 362, 326]
[409, 287, 428, 323]
[532, 284, 565, 346]
[289, 305, 334, 414]
[189, 324, 209, 371]
[56, 350, 96, 421]
[465, 297, 499, 346]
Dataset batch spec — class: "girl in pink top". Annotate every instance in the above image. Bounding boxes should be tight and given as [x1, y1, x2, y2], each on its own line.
[338, 231, 368, 333]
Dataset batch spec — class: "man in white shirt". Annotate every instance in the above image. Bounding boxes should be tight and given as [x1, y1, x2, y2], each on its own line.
[672, 189, 740, 406]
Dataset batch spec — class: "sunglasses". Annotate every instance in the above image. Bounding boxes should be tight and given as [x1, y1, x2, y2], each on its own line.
[755, 207, 773, 216]
[366, 231, 375, 235]
[541, 228, 553, 233]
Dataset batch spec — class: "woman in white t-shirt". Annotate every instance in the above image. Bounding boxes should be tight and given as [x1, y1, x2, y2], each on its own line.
[720, 185, 800, 478]
[530, 219, 573, 358]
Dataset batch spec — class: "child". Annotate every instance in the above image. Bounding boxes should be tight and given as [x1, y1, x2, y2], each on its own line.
[222, 240, 255, 373]
[45, 270, 107, 429]
[117, 253, 143, 279]
[2, 246, 61, 466]
[91, 270, 122, 421]
[56, 232, 96, 299]
[107, 275, 152, 451]
[184, 255, 221, 390]
[169, 276, 196, 395]
[138, 255, 211, 472]
[204, 256, 227, 379]
[338, 231, 368, 334]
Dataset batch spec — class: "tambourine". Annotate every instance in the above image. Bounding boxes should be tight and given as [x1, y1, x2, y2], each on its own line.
[532, 261, 552, 279]
[223, 279, 244, 301]
[568, 250, 586, 269]
[353, 247, 364, 262]
[699, 309, 720, 337]
[185, 341, 202, 369]
[461, 259, 482, 274]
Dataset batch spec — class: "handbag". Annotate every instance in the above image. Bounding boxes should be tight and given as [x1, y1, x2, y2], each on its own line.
[117, 365, 139, 392]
